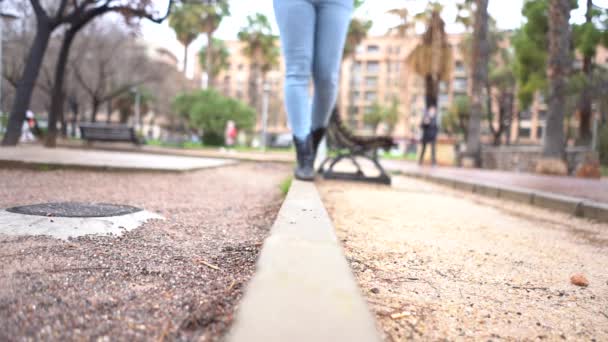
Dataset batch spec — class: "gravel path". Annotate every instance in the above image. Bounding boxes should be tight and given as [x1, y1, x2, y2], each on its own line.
[0, 163, 289, 341]
[318, 176, 608, 341]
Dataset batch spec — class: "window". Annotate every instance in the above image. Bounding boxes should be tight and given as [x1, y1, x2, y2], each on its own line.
[538, 110, 547, 120]
[367, 61, 380, 74]
[520, 110, 532, 120]
[439, 81, 448, 94]
[365, 76, 378, 87]
[455, 60, 465, 73]
[387, 46, 393, 54]
[352, 91, 360, 100]
[536, 126, 543, 139]
[365, 106, 374, 113]
[537, 93, 546, 104]
[238, 64, 244, 71]
[395, 46, 401, 55]
[226, 63, 232, 70]
[518, 127, 531, 138]
[439, 94, 449, 105]
[367, 45, 380, 53]
[365, 91, 377, 101]
[453, 77, 468, 92]
[355, 45, 365, 54]
[353, 62, 362, 73]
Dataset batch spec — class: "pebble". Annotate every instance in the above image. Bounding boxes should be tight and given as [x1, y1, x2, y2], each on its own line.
[570, 274, 589, 287]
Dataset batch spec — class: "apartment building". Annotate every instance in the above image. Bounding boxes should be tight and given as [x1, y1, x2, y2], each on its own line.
[193, 40, 289, 134]
[196, 36, 608, 144]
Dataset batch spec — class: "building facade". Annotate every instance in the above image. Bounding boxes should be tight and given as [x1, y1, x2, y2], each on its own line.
[197, 35, 608, 144]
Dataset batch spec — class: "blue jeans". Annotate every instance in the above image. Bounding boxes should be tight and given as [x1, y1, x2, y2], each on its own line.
[273, 0, 352, 139]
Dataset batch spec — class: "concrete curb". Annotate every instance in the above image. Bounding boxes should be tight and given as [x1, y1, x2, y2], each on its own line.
[397, 170, 608, 223]
[227, 180, 380, 342]
[0, 159, 237, 173]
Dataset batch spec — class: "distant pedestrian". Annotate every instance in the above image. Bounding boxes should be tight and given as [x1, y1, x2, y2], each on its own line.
[419, 106, 438, 166]
[273, 0, 352, 181]
[20, 110, 37, 143]
[225, 120, 237, 147]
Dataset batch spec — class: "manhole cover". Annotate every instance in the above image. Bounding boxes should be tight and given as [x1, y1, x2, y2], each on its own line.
[6, 202, 142, 218]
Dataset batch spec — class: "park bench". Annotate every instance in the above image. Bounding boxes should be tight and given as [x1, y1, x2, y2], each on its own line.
[318, 110, 395, 185]
[79, 123, 142, 145]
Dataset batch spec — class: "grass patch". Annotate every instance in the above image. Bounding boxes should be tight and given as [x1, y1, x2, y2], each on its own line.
[279, 176, 293, 197]
[36, 164, 60, 171]
[602, 166, 608, 177]
[380, 152, 418, 161]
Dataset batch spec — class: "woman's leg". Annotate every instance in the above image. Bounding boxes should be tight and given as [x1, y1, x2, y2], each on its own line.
[310, 0, 352, 130]
[273, 0, 315, 140]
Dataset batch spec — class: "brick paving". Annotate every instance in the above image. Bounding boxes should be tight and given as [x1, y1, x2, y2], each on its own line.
[383, 160, 608, 204]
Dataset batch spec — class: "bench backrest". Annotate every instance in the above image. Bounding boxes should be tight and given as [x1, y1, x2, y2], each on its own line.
[79, 123, 136, 142]
[327, 111, 395, 151]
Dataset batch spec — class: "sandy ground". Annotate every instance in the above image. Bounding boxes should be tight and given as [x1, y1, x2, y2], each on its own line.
[318, 176, 608, 341]
[0, 163, 289, 341]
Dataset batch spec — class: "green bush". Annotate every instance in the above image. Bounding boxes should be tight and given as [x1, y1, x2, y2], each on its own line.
[599, 124, 608, 166]
[173, 89, 255, 146]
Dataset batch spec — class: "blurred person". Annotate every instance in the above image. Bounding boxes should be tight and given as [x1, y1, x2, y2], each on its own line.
[225, 120, 237, 147]
[273, 0, 352, 181]
[20, 110, 37, 143]
[419, 106, 438, 166]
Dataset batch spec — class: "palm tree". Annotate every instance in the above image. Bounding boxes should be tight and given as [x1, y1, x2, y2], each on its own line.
[237, 14, 278, 114]
[543, 0, 572, 159]
[465, 0, 489, 165]
[199, 38, 230, 84]
[387, 8, 415, 37]
[405, 3, 453, 110]
[199, 1, 230, 88]
[169, 4, 201, 75]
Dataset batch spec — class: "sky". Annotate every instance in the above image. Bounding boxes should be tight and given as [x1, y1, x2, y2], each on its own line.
[142, 0, 606, 77]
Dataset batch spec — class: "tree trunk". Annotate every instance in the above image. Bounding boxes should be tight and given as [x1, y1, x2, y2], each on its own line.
[68, 96, 78, 138]
[206, 32, 214, 89]
[503, 91, 514, 145]
[424, 74, 438, 108]
[183, 44, 189, 76]
[46, 28, 79, 147]
[544, 0, 572, 158]
[577, 0, 593, 146]
[465, 0, 489, 166]
[91, 99, 100, 123]
[486, 82, 500, 145]
[1, 23, 52, 145]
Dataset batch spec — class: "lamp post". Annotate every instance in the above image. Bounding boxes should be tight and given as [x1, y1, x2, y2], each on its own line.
[130, 87, 141, 133]
[260, 82, 270, 151]
[0, 5, 19, 124]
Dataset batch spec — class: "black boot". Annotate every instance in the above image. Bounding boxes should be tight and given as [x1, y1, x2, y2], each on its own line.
[311, 127, 326, 162]
[293, 134, 315, 181]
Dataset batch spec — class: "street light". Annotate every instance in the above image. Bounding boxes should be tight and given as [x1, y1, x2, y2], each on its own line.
[0, 6, 20, 123]
[130, 87, 141, 133]
[260, 82, 270, 151]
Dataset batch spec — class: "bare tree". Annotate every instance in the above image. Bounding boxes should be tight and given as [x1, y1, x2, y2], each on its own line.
[2, 0, 172, 146]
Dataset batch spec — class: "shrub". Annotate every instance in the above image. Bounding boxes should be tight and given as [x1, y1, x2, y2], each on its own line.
[173, 89, 255, 146]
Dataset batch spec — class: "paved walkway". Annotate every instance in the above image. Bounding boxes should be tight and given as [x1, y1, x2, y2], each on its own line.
[0, 145, 235, 172]
[57, 140, 295, 163]
[383, 160, 608, 204]
[319, 176, 608, 341]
